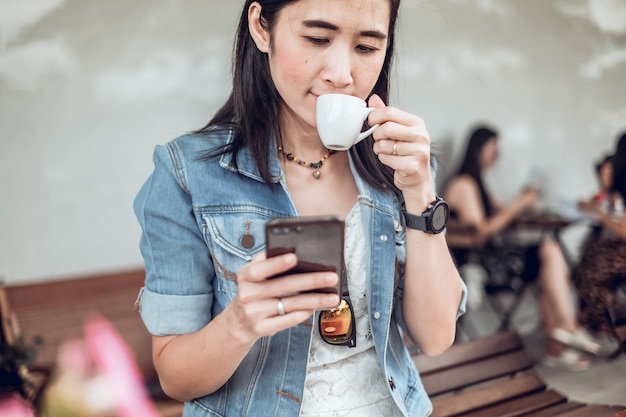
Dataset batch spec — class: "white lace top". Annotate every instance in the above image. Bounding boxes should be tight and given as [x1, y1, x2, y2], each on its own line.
[299, 204, 403, 417]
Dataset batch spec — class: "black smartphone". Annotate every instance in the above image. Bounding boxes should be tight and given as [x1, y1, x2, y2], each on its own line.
[265, 215, 344, 301]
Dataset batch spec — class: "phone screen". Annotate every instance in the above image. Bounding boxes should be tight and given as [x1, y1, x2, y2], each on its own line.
[265, 216, 344, 296]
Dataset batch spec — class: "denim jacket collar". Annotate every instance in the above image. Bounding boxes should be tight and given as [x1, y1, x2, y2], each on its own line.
[218, 131, 283, 184]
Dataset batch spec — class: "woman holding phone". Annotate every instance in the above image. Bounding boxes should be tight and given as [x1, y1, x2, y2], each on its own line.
[134, 1, 466, 416]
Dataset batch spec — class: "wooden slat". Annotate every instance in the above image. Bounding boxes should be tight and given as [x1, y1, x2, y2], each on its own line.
[3, 269, 185, 413]
[5, 269, 145, 311]
[11, 287, 154, 379]
[521, 401, 586, 417]
[411, 325, 626, 417]
[460, 389, 566, 417]
[431, 373, 546, 417]
[555, 405, 626, 417]
[414, 331, 525, 375]
[421, 350, 534, 396]
[6, 271, 150, 363]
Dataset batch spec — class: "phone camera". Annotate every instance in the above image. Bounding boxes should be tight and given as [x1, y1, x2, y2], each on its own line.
[270, 227, 291, 235]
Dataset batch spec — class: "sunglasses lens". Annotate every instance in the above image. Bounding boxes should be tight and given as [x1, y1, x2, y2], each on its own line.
[319, 299, 353, 343]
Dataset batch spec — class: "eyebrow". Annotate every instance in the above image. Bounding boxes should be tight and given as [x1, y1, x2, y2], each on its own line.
[302, 19, 388, 40]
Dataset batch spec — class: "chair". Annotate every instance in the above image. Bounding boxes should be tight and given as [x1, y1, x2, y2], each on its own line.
[446, 220, 534, 338]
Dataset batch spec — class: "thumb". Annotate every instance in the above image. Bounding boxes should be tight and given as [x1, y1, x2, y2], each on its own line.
[367, 94, 386, 109]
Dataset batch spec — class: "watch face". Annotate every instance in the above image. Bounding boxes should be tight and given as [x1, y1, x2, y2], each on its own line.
[431, 202, 449, 233]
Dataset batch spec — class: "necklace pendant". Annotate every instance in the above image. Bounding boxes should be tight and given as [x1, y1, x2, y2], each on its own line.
[278, 145, 333, 180]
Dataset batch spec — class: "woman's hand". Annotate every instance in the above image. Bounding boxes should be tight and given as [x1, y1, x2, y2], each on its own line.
[578, 200, 601, 216]
[516, 188, 539, 211]
[367, 94, 435, 209]
[226, 253, 339, 344]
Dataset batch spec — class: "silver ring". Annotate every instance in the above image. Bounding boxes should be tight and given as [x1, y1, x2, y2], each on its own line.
[391, 141, 398, 155]
[277, 298, 285, 316]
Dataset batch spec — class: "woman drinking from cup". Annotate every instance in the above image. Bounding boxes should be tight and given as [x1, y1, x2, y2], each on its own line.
[133, 1, 466, 416]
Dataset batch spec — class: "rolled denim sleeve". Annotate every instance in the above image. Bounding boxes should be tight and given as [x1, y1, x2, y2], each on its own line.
[138, 288, 213, 335]
[134, 145, 216, 336]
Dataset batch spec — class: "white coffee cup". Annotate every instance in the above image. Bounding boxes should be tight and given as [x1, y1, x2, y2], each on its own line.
[316, 94, 380, 151]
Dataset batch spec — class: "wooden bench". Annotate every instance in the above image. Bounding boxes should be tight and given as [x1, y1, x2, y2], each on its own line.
[3, 268, 183, 417]
[411, 331, 626, 417]
[7, 269, 625, 417]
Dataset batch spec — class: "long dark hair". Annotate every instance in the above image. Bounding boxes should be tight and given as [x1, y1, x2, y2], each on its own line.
[610, 131, 626, 201]
[196, 0, 402, 196]
[455, 125, 498, 217]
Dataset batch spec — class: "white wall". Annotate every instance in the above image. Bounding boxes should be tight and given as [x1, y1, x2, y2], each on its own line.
[1, 0, 625, 284]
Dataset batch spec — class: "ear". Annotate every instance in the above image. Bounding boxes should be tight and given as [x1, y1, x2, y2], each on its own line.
[248, 2, 270, 53]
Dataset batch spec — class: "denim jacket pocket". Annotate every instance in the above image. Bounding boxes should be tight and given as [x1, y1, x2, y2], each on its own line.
[200, 209, 279, 298]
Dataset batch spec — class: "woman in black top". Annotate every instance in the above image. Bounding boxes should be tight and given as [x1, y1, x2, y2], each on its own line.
[444, 125, 599, 371]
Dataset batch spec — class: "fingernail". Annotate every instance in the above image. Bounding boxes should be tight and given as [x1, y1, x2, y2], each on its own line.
[326, 273, 338, 283]
[284, 253, 296, 263]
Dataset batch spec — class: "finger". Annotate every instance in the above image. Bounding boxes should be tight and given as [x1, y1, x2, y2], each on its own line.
[239, 252, 297, 283]
[241, 291, 337, 324]
[391, 140, 398, 156]
[369, 107, 425, 130]
[268, 271, 339, 299]
[374, 136, 430, 162]
[254, 292, 340, 337]
[254, 310, 317, 336]
[278, 292, 340, 314]
[371, 121, 430, 155]
[238, 268, 339, 305]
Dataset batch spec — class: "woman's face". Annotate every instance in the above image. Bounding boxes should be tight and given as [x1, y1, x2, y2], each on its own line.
[480, 137, 499, 169]
[599, 161, 613, 190]
[258, 0, 390, 134]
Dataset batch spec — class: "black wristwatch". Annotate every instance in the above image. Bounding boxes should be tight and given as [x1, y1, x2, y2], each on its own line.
[402, 197, 449, 234]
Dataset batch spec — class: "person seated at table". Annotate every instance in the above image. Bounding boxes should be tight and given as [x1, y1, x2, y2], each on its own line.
[577, 153, 618, 242]
[582, 153, 618, 216]
[574, 131, 626, 337]
[443, 124, 599, 371]
[590, 154, 615, 208]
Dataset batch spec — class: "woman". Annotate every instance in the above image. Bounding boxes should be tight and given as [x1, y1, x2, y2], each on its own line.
[591, 154, 615, 209]
[576, 154, 616, 242]
[574, 131, 626, 336]
[443, 125, 599, 371]
[133, 1, 466, 416]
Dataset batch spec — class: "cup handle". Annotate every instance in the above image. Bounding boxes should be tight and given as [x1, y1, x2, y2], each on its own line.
[357, 107, 379, 141]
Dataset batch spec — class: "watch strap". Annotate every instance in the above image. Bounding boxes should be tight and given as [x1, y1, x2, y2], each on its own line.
[402, 197, 448, 234]
[403, 210, 429, 231]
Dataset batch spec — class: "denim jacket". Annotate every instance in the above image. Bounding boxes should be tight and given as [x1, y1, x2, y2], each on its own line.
[134, 128, 466, 417]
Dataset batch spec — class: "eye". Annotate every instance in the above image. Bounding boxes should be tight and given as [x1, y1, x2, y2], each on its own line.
[356, 44, 378, 54]
[306, 37, 329, 46]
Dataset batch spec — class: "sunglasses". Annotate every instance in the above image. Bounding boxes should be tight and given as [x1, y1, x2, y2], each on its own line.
[317, 267, 356, 348]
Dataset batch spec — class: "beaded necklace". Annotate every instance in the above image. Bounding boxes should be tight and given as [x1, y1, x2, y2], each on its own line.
[277, 145, 336, 180]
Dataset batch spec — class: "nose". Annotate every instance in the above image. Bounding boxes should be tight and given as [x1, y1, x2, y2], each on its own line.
[321, 46, 353, 88]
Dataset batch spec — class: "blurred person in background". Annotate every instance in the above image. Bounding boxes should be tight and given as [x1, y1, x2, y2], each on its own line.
[579, 153, 617, 218]
[576, 153, 616, 243]
[443, 124, 599, 371]
[574, 131, 626, 338]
